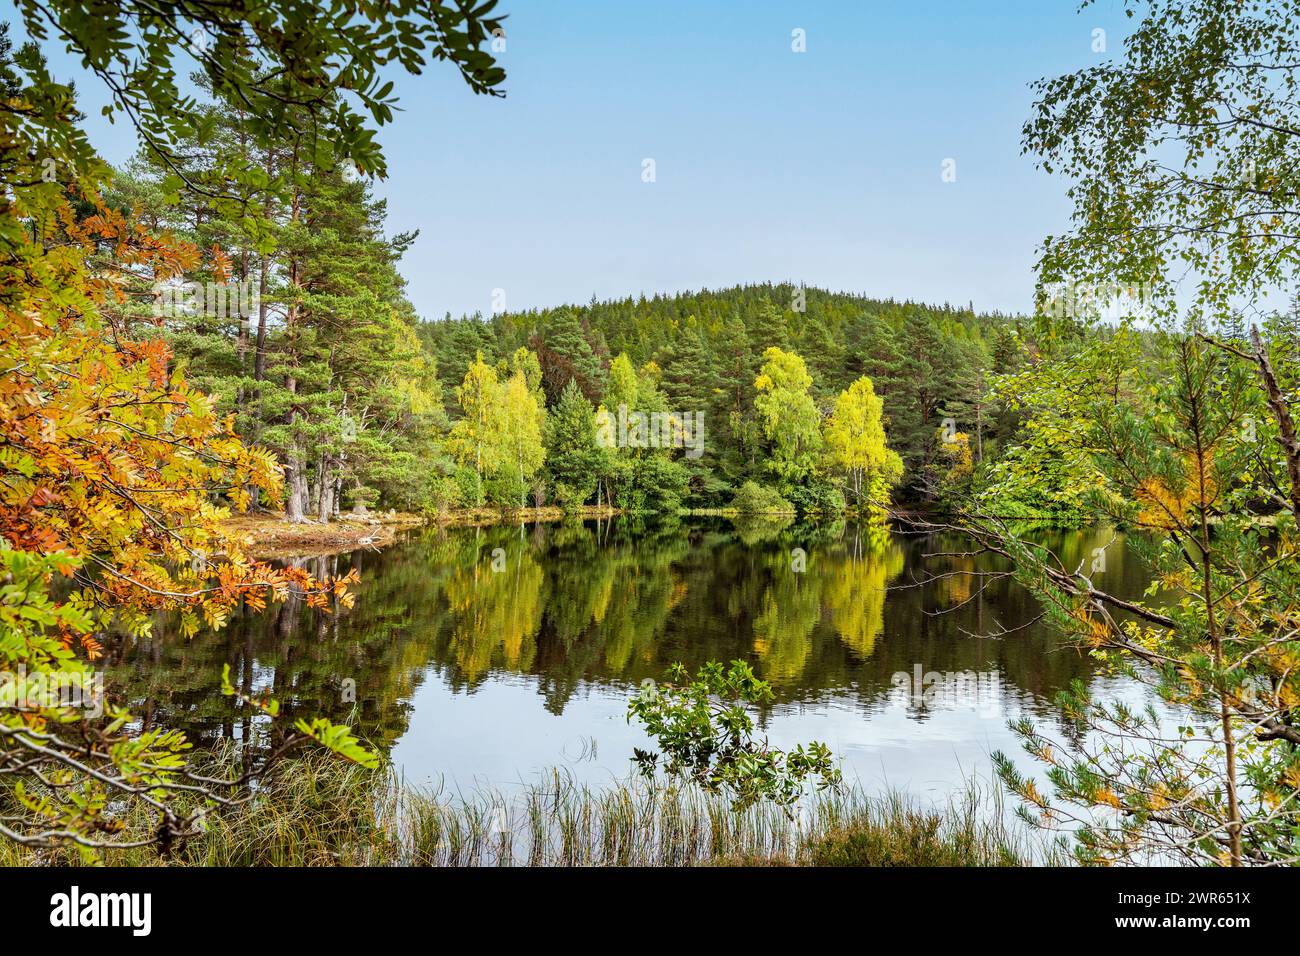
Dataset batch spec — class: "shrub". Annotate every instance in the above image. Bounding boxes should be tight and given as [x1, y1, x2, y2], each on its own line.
[345, 485, 380, 512]
[783, 479, 844, 516]
[552, 481, 585, 513]
[729, 481, 793, 514]
[453, 466, 484, 508]
[618, 455, 690, 515]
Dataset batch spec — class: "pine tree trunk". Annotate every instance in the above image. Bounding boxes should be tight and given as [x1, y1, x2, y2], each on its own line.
[285, 372, 306, 523]
[282, 165, 306, 523]
[252, 140, 274, 392]
[317, 453, 331, 522]
[254, 256, 269, 386]
[286, 452, 307, 523]
[235, 296, 248, 405]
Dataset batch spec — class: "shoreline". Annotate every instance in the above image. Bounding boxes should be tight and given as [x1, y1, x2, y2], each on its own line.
[224, 506, 624, 559]
[225, 504, 1087, 560]
[221, 512, 427, 559]
[432, 504, 622, 529]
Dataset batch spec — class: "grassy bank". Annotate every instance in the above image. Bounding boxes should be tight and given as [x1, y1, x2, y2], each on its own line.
[1, 757, 1067, 867]
[222, 511, 427, 559]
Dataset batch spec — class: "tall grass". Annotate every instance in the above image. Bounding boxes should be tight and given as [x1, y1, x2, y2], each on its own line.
[0, 756, 1068, 867]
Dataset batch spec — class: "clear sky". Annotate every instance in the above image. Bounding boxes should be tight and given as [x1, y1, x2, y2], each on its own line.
[1, 0, 1127, 320]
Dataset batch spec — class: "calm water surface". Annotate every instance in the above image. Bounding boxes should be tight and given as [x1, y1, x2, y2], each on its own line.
[105, 518, 1153, 799]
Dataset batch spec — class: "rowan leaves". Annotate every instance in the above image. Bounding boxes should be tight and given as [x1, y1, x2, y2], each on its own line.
[0, 33, 383, 857]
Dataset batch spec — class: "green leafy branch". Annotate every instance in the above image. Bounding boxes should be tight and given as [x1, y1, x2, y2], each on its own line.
[627, 659, 841, 816]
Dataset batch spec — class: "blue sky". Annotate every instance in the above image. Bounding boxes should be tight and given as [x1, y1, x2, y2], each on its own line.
[2, 0, 1127, 319]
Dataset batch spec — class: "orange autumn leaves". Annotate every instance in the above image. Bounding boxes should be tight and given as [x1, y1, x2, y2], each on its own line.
[1, 189, 353, 649]
[1134, 452, 1219, 531]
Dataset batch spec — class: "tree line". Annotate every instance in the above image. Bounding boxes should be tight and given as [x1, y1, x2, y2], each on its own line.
[108, 86, 1039, 525]
[97, 80, 1070, 527]
[420, 283, 1030, 516]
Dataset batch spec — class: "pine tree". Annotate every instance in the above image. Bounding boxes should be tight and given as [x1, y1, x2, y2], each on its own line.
[891, 310, 948, 493]
[545, 378, 605, 508]
[112, 103, 445, 517]
[416, 282, 1043, 508]
[797, 311, 845, 397]
[750, 296, 789, 351]
[533, 307, 606, 404]
[656, 323, 716, 412]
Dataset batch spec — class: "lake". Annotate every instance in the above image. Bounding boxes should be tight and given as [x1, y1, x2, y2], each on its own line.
[103, 517, 1154, 800]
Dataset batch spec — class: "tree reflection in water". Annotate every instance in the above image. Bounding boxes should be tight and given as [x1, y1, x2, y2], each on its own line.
[101, 518, 1148, 768]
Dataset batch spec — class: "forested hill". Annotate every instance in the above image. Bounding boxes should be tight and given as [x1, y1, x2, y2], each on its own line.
[417, 283, 1027, 505]
[112, 92, 1027, 520]
[105, 90, 1030, 520]
[423, 284, 1009, 375]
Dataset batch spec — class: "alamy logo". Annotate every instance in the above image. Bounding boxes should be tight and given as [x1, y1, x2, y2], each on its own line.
[1041, 279, 1155, 321]
[891, 664, 1002, 717]
[595, 404, 704, 459]
[153, 279, 259, 319]
[50, 886, 151, 936]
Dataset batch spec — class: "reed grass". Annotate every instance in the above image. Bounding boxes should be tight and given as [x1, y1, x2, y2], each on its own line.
[0, 756, 1068, 867]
